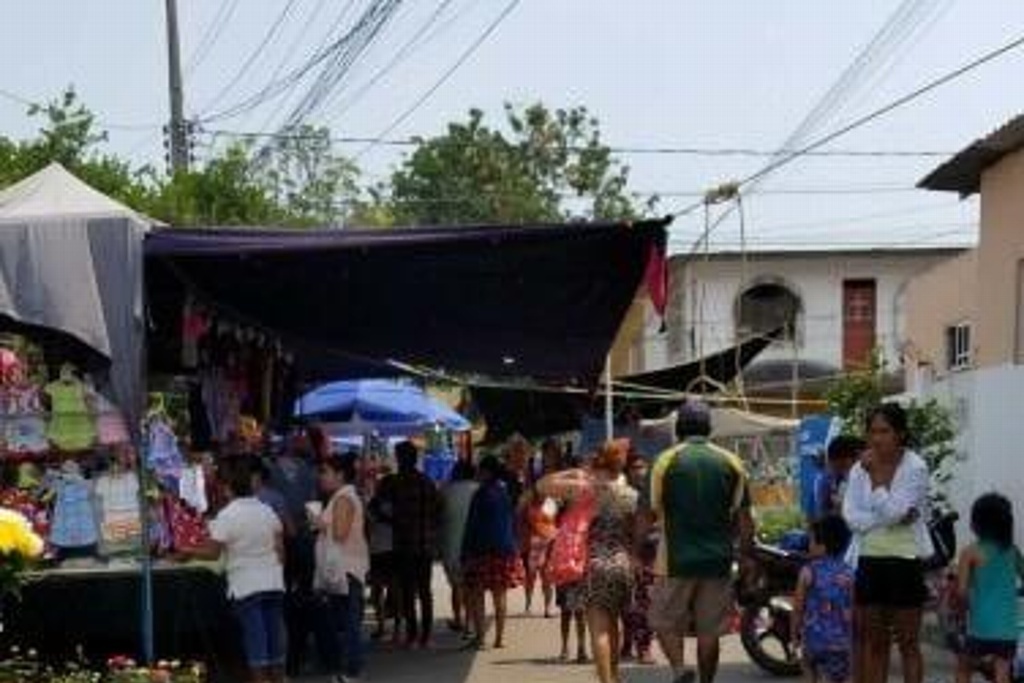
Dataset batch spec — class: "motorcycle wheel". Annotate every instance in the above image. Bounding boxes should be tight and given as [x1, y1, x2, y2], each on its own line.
[739, 603, 803, 678]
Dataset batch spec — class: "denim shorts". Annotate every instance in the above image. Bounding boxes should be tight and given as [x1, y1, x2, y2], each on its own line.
[233, 591, 286, 668]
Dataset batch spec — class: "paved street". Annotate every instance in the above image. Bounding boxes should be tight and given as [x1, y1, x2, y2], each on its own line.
[301, 568, 957, 683]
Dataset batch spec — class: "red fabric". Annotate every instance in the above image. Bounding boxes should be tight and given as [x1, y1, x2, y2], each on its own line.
[165, 496, 210, 551]
[463, 554, 524, 591]
[545, 493, 596, 587]
[643, 242, 669, 318]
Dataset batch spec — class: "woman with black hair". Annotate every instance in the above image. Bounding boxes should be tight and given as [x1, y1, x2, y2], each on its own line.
[843, 403, 933, 683]
[315, 453, 370, 683]
[185, 461, 285, 683]
[955, 492, 1024, 683]
[462, 456, 522, 650]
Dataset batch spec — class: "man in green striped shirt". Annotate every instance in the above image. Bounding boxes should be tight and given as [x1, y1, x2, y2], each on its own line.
[647, 401, 754, 683]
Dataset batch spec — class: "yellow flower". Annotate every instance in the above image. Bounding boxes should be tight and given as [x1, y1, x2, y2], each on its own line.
[0, 507, 44, 559]
[0, 525, 17, 554]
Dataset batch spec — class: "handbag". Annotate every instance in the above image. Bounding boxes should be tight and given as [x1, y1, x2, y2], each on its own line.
[544, 492, 596, 586]
[313, 492, 348, 595]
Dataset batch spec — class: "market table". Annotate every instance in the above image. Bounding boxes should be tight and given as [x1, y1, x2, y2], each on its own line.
[1, 562, 245, 682]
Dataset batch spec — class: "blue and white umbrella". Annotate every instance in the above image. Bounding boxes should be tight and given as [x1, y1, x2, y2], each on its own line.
[294, 379, 470, 436]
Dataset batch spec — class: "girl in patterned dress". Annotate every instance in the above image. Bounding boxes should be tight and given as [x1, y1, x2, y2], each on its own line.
[539, 439, 637, 683]
[792, 515, 855, 683]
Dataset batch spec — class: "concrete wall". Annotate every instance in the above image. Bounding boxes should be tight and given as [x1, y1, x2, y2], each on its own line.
[922, 365, 1024, 547]
[647, 250, 963, 371]
[977, 149, 1024, 367]
[903, 250, 978, 381]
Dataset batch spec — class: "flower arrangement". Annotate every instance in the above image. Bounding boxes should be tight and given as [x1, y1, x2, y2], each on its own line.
[0, 507, 44, 599]
[0, 649, 206, 683]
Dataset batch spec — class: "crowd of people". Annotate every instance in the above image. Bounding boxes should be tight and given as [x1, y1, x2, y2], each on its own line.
[184, 400, 1022, 683]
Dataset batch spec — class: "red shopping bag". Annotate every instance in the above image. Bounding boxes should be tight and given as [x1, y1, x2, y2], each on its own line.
[544, 493, 596, 586]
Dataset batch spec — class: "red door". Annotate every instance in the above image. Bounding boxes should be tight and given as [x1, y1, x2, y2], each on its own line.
[843, 279, 876, 370]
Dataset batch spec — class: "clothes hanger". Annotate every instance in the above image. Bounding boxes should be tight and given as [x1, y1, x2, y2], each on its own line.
[59, 363, 77, 383]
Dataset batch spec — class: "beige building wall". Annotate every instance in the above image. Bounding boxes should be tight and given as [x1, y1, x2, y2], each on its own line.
[903, 250, 978, 374]
[976, 149, 1024, 367]
[608, 295, 646, 377]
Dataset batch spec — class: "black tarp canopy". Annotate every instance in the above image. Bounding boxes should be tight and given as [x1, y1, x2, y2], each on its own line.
[471, 333, 774, 441]
[145, 220, 668, 384]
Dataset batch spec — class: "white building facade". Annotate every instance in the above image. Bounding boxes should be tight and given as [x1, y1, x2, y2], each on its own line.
[641, 248, 967, 381]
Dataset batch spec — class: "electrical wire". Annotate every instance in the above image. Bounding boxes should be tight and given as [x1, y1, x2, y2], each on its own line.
[325, 0, 461, 122]
[668, 1, 957, 247]
[200, 0, 303, 116]
[668, 29, 1024, 253]
[254, 0, 335, 133]
[667, 223, 976, 250]
[199, 126, 953, 157]
[185, 0, 241, 76]
[264, 0, 407, 151]
[200, 1, 365, 124]
[353, 0, 521, 161]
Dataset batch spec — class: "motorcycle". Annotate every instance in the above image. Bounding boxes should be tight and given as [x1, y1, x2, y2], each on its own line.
[736, 512, 961, 678]
[735, 541, 805, 677]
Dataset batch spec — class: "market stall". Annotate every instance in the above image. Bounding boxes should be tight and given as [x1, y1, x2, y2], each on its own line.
[0, 165, 230, 675]
[0, 165, 670, 674]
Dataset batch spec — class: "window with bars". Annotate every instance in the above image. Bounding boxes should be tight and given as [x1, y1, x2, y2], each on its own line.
[945, 322, 972, 371]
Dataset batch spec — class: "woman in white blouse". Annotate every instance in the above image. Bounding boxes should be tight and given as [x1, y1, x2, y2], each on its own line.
[843, 403, 933, 683]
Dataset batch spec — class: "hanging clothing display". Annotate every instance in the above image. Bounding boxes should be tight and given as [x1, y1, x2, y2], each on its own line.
[49, 464, 99, 549]
[90, 388, 130, 446]
[181, 299, 210, 370]
[3, 384, 48, 453]
[164, 494, 210, 552]
[94, 471, 142, 554]
[178, 463, 208, 515]
[185, 311, 298, 445]
[45, 377, 96, 451]
[145, 416, 186, 489]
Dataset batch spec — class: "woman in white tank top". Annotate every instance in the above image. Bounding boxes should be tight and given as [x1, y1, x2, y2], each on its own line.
[316, 453, 370, 683]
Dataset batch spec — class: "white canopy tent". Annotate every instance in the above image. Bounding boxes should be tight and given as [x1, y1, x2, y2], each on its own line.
[711, 407, 798, 439]
[0, 162, 153, 427]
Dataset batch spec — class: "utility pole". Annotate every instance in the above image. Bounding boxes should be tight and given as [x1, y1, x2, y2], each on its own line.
[164, 0, 189, 172]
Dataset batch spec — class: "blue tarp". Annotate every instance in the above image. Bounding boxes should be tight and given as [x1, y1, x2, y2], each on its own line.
[795, 414, 840, 519]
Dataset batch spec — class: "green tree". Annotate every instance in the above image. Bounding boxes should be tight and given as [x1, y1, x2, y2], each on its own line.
[384, 103, 647, 225]
[259, 125, 360, 227]
[146, 143, 285, 226]
[0, 87, 152, 209]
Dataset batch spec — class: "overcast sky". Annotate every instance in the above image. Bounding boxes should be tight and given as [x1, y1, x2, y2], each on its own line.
[4, 1, 1023, 251]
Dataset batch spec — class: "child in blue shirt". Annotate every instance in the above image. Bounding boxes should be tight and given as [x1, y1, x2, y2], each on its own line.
[793, 514, 855, 683]
[956, 492, 1024, 683]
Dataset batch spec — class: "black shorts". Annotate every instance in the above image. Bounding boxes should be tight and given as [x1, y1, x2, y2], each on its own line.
[855, 557, 927, 608]
[966, 637, 1017, 661]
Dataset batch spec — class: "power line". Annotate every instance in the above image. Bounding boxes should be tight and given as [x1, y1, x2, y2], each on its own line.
[200, 0, 303, 116]
[200, 2, 366, 124]
[353, 0, 521, 161]
[668, 223, 976, 250]
[669, 29, 1024, 249]
[733, 199, 962, 234]
[0, 88, 34, 108]
[201, 126, 950, 158]
[264, 0, 407, 148]
[326, 0, 461, 122]
[253, 0, 335, 133]
[185, 0, 241, 75]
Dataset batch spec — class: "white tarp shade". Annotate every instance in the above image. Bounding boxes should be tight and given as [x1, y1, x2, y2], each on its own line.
[711, 407, 797, 439]
[0, 163, 151, 425]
